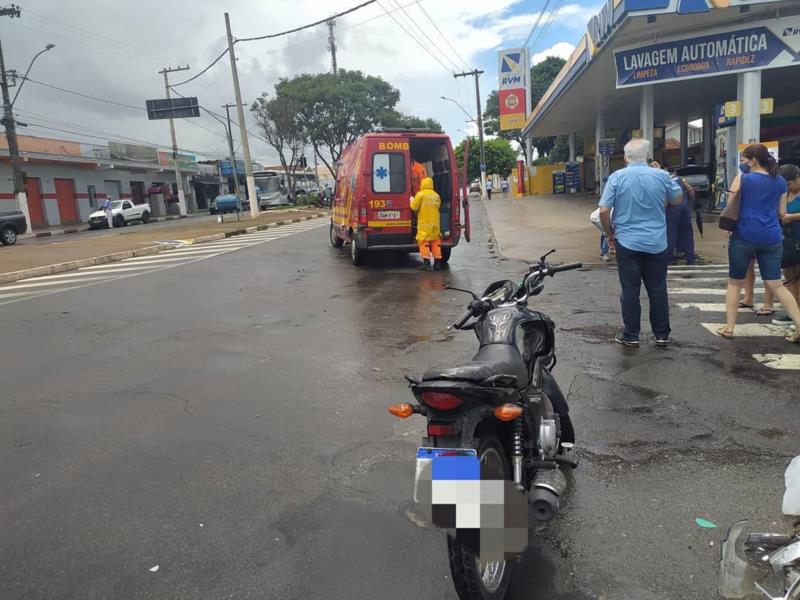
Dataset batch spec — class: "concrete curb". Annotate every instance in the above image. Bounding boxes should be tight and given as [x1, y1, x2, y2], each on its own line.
[1, 213, 328, 285]
[20, 214, 192, 240]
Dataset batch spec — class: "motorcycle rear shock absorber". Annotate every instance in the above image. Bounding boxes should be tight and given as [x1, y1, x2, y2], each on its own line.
[512, 411, 524, 486]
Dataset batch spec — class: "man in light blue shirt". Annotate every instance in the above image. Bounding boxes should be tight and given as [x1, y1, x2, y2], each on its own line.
[598, 138, 683, 347]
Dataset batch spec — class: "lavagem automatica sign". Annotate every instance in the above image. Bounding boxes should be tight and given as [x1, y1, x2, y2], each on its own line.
[614, 16, 800, 88]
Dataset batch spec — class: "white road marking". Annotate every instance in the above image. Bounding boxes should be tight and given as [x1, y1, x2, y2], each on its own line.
[701, 323, 795, 337]
[676, 302, 782, 312]
[752, 353, 800, 370]
[0, 275, 119, 291]
[671, 287, 765, 295]
[0, 218, 327, 307]
[668, 277, 729, 283]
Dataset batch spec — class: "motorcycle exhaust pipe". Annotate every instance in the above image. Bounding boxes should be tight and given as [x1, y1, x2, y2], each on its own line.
[529, 468, 567, 522]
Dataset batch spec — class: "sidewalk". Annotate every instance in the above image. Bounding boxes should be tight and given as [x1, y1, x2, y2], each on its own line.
[22, 213, 197, 239]
[483, 193, 728, 265]
[1, 208, 328, 284]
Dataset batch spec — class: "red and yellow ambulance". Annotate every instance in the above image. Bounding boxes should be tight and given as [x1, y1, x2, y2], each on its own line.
[329, 130, 469, 265]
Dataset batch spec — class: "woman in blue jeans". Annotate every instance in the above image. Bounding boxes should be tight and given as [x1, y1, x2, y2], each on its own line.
[717, 144, 800, 342]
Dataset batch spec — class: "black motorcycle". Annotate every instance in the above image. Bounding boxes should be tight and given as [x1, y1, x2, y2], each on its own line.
[390, 250, 581, 600]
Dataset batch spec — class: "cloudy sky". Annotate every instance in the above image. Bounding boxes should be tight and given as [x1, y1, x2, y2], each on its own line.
[1, 0, 599, 164]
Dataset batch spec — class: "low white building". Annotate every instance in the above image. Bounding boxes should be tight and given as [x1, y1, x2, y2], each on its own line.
[0, 135, 199, 228]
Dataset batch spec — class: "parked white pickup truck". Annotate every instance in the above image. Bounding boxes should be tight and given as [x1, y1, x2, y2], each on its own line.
[88, 200, 151, 229]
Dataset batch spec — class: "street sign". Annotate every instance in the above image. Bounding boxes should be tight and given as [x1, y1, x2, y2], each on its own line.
[480, 163, 487, 171]
[599, 138, 616, 155]
[760, 97, 774, 115]
[146, 97, 200, 120]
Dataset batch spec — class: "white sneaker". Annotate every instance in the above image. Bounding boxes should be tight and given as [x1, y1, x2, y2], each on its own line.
[601, 254, 610, 262]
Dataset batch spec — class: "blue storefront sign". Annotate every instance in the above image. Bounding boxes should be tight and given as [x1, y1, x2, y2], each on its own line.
[219, 160, 246, 176]
[614, 16, 800, 88]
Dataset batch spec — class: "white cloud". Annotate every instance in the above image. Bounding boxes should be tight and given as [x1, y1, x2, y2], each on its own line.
[531, 42, 576, 65]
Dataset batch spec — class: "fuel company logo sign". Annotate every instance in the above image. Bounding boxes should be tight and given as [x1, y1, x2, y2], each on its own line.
[498, 48, 529, 131]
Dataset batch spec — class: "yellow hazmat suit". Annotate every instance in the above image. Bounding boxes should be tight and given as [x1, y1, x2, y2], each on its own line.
[410, 177, 442, 264]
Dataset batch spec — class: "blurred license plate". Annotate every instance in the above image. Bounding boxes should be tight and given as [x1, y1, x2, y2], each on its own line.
[377, 210, 400, 219]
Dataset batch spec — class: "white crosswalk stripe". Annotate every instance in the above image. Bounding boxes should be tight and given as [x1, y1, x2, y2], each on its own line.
[668, 265, 799, 370]
[0, 218, 326, 306]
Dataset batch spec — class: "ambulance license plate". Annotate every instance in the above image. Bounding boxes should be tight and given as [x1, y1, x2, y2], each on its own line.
[377, 210, 400, 220]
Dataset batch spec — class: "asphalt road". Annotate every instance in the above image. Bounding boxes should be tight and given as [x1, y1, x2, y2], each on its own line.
[1, 203, 798, 600]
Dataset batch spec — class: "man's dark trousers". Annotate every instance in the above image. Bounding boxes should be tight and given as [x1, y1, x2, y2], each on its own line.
[615, 243, 671, 341]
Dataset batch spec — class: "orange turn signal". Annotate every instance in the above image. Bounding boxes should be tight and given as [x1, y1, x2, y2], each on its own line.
[494, 403, 523, 421]
[388, 403, 414, 418]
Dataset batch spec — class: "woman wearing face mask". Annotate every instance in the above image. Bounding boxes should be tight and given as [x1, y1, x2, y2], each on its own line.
[717, 144, 800, 342]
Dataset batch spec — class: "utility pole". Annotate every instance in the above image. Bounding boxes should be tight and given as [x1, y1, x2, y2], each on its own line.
[454, 69, 487, 200]
[159, 64, 190, 217]
[225, 12, 259, 218]
[221, 103, 244, 200]
[327, 19, 338, 75]
[0, 4, 31, 232]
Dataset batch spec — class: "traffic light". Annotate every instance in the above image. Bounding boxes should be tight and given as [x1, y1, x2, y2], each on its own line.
[299, 156, 307, 169]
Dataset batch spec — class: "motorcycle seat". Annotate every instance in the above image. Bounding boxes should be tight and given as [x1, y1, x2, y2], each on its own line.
[422, 344, 529, 389]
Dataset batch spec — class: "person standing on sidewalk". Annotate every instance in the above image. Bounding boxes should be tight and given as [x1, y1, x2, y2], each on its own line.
[486, 177, 493, 200]
[598, 138, 683, 347]
[104, 197, 114, 229]
[716, 144, 800, 343]
[666, 170, 697, 265]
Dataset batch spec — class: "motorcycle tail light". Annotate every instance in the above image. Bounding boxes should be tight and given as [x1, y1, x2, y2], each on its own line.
[388, 403, 414, 418]
[427, 423, 455, 436]
[420, 392, 464, 411]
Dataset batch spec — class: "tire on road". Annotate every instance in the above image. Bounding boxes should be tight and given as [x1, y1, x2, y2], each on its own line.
[1, 224, 18, 245]
[330, 222, 344, 248]
[350, 235, 366, 266]
[440, 246, 452, 264]
[113, 215, 126, 228]
[141, 211, 150, 224]
[447, 435, 512, 600]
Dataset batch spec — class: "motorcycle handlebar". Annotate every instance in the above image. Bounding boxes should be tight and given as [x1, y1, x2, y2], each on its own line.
[453, 308, 475, 329]
[549, 262, 583, 274]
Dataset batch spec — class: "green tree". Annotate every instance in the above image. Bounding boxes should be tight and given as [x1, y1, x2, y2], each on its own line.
[483, 56, 567, 159]
[384, 111, 443, 133]
[455, 137, 517, 180]
[250, 93, 305, 193]
[274, 69, 401, 176]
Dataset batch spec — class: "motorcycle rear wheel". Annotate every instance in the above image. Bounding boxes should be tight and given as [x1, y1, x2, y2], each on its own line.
[447, 436, 513, 600]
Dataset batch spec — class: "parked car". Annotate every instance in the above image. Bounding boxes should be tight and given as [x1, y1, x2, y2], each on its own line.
[88, 200, 151, 229]
[675, 164, 711, 195]
[209, 194, 242, 215]
[0, 210, 27, 245]
[468, 179, 481, 194]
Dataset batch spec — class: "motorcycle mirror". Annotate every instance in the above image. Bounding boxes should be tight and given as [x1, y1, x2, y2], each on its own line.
[539, 249, 556, 263]
[446, 285, 479, 301]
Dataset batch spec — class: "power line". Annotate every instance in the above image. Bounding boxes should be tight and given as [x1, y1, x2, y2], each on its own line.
[236, 0, 378, 42]
[386, 0, 460, 72]
[174, 0, 379, 89]
[413, 0, 469, 70]
[15, 3, 183, 67]
[21, 77, 145, 112]
[522, 0, 553, 49]
[376, 0, 453, 76]
[531, 0, 565, 52]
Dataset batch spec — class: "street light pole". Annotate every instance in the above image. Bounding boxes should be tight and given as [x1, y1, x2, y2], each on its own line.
[440, 95, 475, 123]
[11, 43, 54, 107]
[159, 65, 190, 217]
[222, 103, 244, 200]
[453, 70, 487, 200]
[0, 5, 31, 232]
[224, 12, 259, 219]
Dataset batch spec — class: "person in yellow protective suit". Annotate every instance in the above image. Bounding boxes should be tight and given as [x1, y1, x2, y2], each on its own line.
[410, 177, 442, 271]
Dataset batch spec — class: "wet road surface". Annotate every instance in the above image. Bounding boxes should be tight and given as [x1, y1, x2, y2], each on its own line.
[1, 201, 798, 599]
